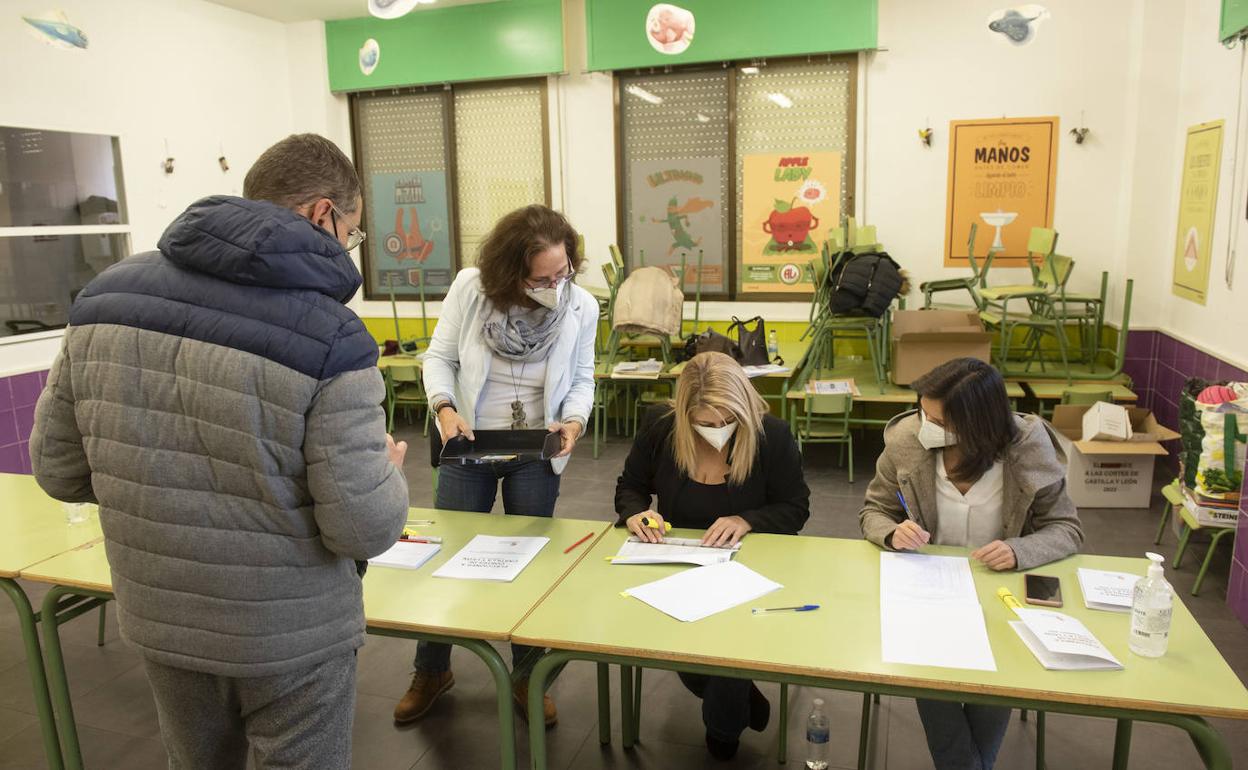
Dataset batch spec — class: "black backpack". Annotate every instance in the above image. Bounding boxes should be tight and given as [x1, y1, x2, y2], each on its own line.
[828, 251, 904, 318]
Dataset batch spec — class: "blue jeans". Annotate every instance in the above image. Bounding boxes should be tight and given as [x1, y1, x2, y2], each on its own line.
[915, 699, 1011, 770]
[677, 672, 752, 741]
[413, 459, 561, 674]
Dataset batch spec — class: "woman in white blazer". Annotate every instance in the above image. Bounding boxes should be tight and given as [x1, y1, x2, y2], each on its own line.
[394, 204, 597, 728]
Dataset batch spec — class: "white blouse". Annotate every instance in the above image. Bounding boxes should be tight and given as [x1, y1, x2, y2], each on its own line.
[932, 450, 1005, 548]
[476, 352, 548, 430]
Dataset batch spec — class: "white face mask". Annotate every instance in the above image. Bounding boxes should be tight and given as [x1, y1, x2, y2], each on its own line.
[694, 421, 737, 452]
[525, 279, 566, 310]
[918, 410, 957, 450]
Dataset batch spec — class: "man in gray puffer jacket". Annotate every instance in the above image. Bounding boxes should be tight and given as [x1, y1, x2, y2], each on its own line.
[30, 133, 408, 769]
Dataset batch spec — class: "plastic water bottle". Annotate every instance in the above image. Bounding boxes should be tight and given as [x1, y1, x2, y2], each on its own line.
[767, 329, 779, 358]
[1129, 552, 1173, 657]
[804, 697, 830, 770]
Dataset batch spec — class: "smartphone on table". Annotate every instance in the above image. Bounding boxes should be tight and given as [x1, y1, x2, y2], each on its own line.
[1024, 574, 1063, 607]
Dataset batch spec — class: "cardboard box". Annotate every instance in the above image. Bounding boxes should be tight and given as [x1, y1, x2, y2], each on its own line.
[1081, 401, 1133, 442]
[1050, 405, 1181, 509]
[890, 310, 992, 386]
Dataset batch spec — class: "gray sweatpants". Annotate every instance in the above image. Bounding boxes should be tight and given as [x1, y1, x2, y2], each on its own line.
[143, 651, 357, 770]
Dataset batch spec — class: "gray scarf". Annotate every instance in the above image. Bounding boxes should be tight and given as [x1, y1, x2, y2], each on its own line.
[481, 284, 574, 362]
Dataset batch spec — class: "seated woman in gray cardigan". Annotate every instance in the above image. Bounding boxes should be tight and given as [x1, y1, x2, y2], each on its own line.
[859, 357, 1083, 770]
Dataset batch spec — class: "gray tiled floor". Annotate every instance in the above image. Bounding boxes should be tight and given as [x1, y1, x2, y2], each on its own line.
[1, 425, 1245, 769]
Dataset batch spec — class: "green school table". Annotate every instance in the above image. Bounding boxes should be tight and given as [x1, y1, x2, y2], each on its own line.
[1025, 380, 1139, 404]
[0, 473, 103, 770]
[514, 529, 1248, 770]
[20, 507, 611, 770]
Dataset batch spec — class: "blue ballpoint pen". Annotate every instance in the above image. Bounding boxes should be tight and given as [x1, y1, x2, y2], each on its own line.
[896, 490, 915, 521]
[751, 604, 820, 614]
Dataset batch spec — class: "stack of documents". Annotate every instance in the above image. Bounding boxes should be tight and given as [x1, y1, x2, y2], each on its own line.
[624, 561, 782, 622]
[1009, 608, 1123, 670]
[609, 537, 740, 566]
[369, 541, 441, 571]
[612, 360, 663, 379]
[879, 552, 997, 671]
[1077, 567, 1140, 612]
[805, 379, 860, 396]
[742, 364, 791, 378]
[432, 535, 548, 582]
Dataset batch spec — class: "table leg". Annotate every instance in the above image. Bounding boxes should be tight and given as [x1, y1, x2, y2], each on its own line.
[857, 691, 872, 770]
[0, 578, 63, 770]
[41, 585, 109, 770]
[529, 650, 577, 770]
[777, 682, 788, 765]
[632, 666, 643, 740]
[619, 664, 636, 748]
[596, 663, 611, 745]
[456, 637, 518, 770]
[1112, 719, 1132, 770]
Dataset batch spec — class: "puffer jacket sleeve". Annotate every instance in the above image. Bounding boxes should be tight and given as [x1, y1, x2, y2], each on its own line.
[30, 337, 95, 503]
[304, 326, 409, 560]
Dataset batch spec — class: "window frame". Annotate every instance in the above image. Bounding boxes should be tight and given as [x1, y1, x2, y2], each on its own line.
[349, 77, 552, 302]
[613, 54, 858, 301]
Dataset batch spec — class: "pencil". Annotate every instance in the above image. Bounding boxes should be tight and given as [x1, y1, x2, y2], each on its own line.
[563, 531, 594, 554]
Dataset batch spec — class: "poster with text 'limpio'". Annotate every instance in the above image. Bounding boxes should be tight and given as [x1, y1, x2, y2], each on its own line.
[741, 152, 840, 294]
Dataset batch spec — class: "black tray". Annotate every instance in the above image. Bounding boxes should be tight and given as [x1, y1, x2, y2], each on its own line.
[435, 429, 561, 466]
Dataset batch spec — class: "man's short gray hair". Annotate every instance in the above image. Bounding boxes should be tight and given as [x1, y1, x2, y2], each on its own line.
[243, 134, 362, 214]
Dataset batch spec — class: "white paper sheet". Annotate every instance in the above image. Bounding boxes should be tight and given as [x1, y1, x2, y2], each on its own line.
[624, 561, 782, 622]
[742, 364, 791, 378]
[369, 541, 441, 571]
[879, 552, 997, 671]
[432, 535, 549, 582]
[1077, 568, 1139, 612]
[1010, 608, 1122, 670]
[610, 537, 739, 566]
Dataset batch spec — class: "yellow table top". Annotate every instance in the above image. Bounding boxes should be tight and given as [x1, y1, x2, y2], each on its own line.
[0, 474, 103, 579]
[784, 366, 1025, 404]
[362, 509, 610, 640]
[377, 355, 423, 371]
[511, 529, 1248, 721]
[19, 504, 612, 644]
[1026, 381, 1138, 402]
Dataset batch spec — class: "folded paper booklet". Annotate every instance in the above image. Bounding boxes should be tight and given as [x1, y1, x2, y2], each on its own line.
[1077, 567, 1140, 612]
[624, 561, 782, 622]
[1009, 608, 1123, 671]
[610, 536, 740, 566]
[368, 541, 441, 571]
[432, 535, 548, 582]
[612, 359, 663, 379]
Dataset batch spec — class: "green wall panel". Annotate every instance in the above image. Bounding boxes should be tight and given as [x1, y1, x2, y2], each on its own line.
[326, 0, 563, 93]
[586, 0, 877, 72]
[1224, 0, 1248, 42]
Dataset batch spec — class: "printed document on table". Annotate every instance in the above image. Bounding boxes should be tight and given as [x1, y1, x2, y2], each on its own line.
[624, 561, 782, 622]
[742, 364, 791, 378]
[1009, 608, 1123, 670]
[1077, 568, 1139, 612]
[432, 535, 549, 582]
[369, 541, 441, 571]
[879, 552, 997, 671]
[610, 536, 739, 566]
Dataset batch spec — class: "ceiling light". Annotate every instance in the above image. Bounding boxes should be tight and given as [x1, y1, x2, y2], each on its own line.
[740, 66, 759, 74]
[695, 113, 711, 123]
[767, 92, 793, 109]
[625, 85, 663, 105]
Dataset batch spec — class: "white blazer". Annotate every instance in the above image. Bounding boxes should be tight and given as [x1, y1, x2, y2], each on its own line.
[422, 267, 598, 474]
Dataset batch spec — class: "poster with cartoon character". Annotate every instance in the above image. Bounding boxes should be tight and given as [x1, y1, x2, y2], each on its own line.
[741, 152, 840, 294]
[367, 171, 453, 299]
[628, 157, 725, 293]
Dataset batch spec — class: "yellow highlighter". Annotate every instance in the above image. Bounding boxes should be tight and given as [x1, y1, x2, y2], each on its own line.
[641, 516, 672, 533]
[997, 587, 1024, 615]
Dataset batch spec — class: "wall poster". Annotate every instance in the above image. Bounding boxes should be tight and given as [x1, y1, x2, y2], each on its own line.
[367, 171, 453, 299]
[944, 116, 1059, 267]
[740, 151, 841, 294]
[627, 157, 725, 293]
[1172, 120, 1224, 306]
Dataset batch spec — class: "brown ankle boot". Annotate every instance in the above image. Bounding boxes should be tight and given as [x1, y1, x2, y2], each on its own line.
[394, 670, 454, 724]
[512, 680, 557, 728]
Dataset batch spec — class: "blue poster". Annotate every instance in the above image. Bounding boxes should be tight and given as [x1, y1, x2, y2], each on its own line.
[367, 171, 453, 297]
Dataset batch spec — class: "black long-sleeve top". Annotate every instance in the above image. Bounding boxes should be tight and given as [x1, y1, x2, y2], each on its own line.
[613, 407, 811, 535]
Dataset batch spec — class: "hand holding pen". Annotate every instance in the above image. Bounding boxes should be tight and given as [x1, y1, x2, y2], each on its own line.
[890, 490, 930, 551]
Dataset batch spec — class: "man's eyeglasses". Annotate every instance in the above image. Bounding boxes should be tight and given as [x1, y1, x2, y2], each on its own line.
[329, 202, 367, 251]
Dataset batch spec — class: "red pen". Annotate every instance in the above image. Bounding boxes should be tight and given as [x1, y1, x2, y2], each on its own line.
[400, 536, 442, 544]
[563, 532, 594, 554]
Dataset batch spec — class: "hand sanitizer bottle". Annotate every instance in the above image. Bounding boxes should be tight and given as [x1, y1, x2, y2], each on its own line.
[1129, 552, 1173, 657]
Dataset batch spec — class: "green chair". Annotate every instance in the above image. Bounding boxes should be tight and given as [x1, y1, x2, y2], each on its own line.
[1173, 494, 1238, 596]
[1155, 479, 1186, 545]
[979, 229, 1074, 379]
[386, 365, 430, 436]
[795, 392, 854, 482]
[921, 223, 988, 310]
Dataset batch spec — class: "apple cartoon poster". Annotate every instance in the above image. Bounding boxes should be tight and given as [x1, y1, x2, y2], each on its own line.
[368, 171, 452, 298]
[741, 152, 841, 294]
[628, 157, 725, 293]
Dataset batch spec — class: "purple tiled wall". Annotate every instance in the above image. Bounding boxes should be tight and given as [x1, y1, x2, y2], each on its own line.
[0, 370, 47, 474]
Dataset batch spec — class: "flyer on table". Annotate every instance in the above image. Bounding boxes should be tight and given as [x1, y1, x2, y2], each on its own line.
[741, 151, 840, 294]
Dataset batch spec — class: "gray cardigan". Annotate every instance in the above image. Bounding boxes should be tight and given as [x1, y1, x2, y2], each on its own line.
[859, 411, 1083, 570]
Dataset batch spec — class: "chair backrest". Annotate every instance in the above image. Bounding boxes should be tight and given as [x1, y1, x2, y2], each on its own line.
[851, 224, 880, 254]
[602, 261, 617, 289]
[1028, 227, 1058, 258]
[1036, 254, 1074, 291]
[1060, 388, 1113, 405]
[807, 393, 851, 415]
[608, 244, 626, 273]
[389, 366, 421, 383]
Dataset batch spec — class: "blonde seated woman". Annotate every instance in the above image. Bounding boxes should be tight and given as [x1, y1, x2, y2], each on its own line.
[614, 351, 810, 760]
